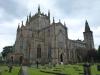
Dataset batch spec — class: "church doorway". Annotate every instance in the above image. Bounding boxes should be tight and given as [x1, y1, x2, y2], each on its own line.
[19, 56, 23, 65]
[60, 53, 63, 64]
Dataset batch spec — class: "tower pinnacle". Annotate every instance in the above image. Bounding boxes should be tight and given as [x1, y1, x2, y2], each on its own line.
[59, 19, 61, 23]
[38, 5, 41, 14]
[83, 20, 94, 49]
[21, 21, 24, 28]
[29, 12, 31, 21]
[53, 17, 55, 23]
[48, 10, 50, 23]
[22, 21, 23, 25]
[17, 23, 20, 30]
[48, 10, 50, 18]
[64, 22, 66, 26]
[26, 16, 29, 24]
[85, 20, 90, 32]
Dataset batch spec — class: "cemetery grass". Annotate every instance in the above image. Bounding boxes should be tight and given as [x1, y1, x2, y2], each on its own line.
[1, 64, 100, 75]
[28, 67, 55, 75]
[55, 64, 100, 75]
[0, 65, 20, 75]
[91, 64, 100, 75]
[28, 64, 100, 75]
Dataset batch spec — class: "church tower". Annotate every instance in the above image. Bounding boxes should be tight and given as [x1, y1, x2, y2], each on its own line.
[83, 20, 94, 50]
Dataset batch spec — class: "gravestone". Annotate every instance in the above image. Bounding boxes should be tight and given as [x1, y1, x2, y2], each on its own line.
[0, 70, 2, 75]
[83, 63, 91, 75]
[8, 64, 13, 73]
[97, 65, 100, 71]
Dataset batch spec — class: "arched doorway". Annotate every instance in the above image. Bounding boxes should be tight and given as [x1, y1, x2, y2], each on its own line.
[60, 53, 63, 63]
[19, 56, 23, 65]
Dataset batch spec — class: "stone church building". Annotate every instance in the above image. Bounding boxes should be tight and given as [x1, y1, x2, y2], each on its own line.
[10, 6, 94, 64]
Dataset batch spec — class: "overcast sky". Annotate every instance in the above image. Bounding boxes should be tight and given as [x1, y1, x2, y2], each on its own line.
[0, 0, 100, 52]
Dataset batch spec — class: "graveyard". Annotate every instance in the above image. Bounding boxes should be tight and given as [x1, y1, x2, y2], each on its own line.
[0, 65, 20, 75]
[0, 63, 100, 75]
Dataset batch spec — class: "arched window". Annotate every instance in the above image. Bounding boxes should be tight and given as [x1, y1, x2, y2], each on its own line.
[37, 44, 41, 58]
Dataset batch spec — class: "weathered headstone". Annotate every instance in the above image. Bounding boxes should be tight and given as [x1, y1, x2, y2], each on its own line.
[97, 65, 100, 71]
[0, 70, 2, 75]
[83, 63, 91, 75]
[8, 64, 13, 73]
[18, 66, 23, 75]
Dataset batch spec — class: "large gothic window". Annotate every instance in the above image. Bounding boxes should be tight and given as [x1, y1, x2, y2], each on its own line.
[37, 44, 41, 58]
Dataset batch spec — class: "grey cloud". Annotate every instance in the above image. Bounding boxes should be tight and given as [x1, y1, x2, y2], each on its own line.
[53, 0, 100, 28]
[55, 0, 98, 15]
[0, 0, 28, 21]
[0, 26, 16, 35]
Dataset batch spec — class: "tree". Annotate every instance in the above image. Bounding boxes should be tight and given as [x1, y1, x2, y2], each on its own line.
[98, 45, 100, 54]
[97, 45, 100, 62]
[1, 46, 13, 60]
[86, 49, 98, 63]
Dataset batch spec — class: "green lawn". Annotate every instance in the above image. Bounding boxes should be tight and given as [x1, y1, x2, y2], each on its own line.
[28, 67, 55, 75]
[28, 64, 100, 75]
[91, 64, 100, 75]
[0, 65, 20, 75]
[1, 64, 100, 75]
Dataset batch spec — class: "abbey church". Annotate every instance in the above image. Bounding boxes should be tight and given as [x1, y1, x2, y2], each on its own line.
[11, 6, 94, 64]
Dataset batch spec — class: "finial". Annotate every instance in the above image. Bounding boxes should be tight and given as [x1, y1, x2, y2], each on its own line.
[38, 5, 41, 14]
[26, 16, 28, 24]
[17, 23, 20, 31]
[59, 19, 61, 23]
[17, 23, 20, 29]
[48, 10, 50, 23]
[64, 21, 66, 26]
[29, 12, 31, 21]
[29, 12, 31, 17]
[48, 10, 50, 17]
[22, 21, 24, 27]
[27, 16, 28, 22]
[53, 17, 55, 23]
[27, 16, 28, 21]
